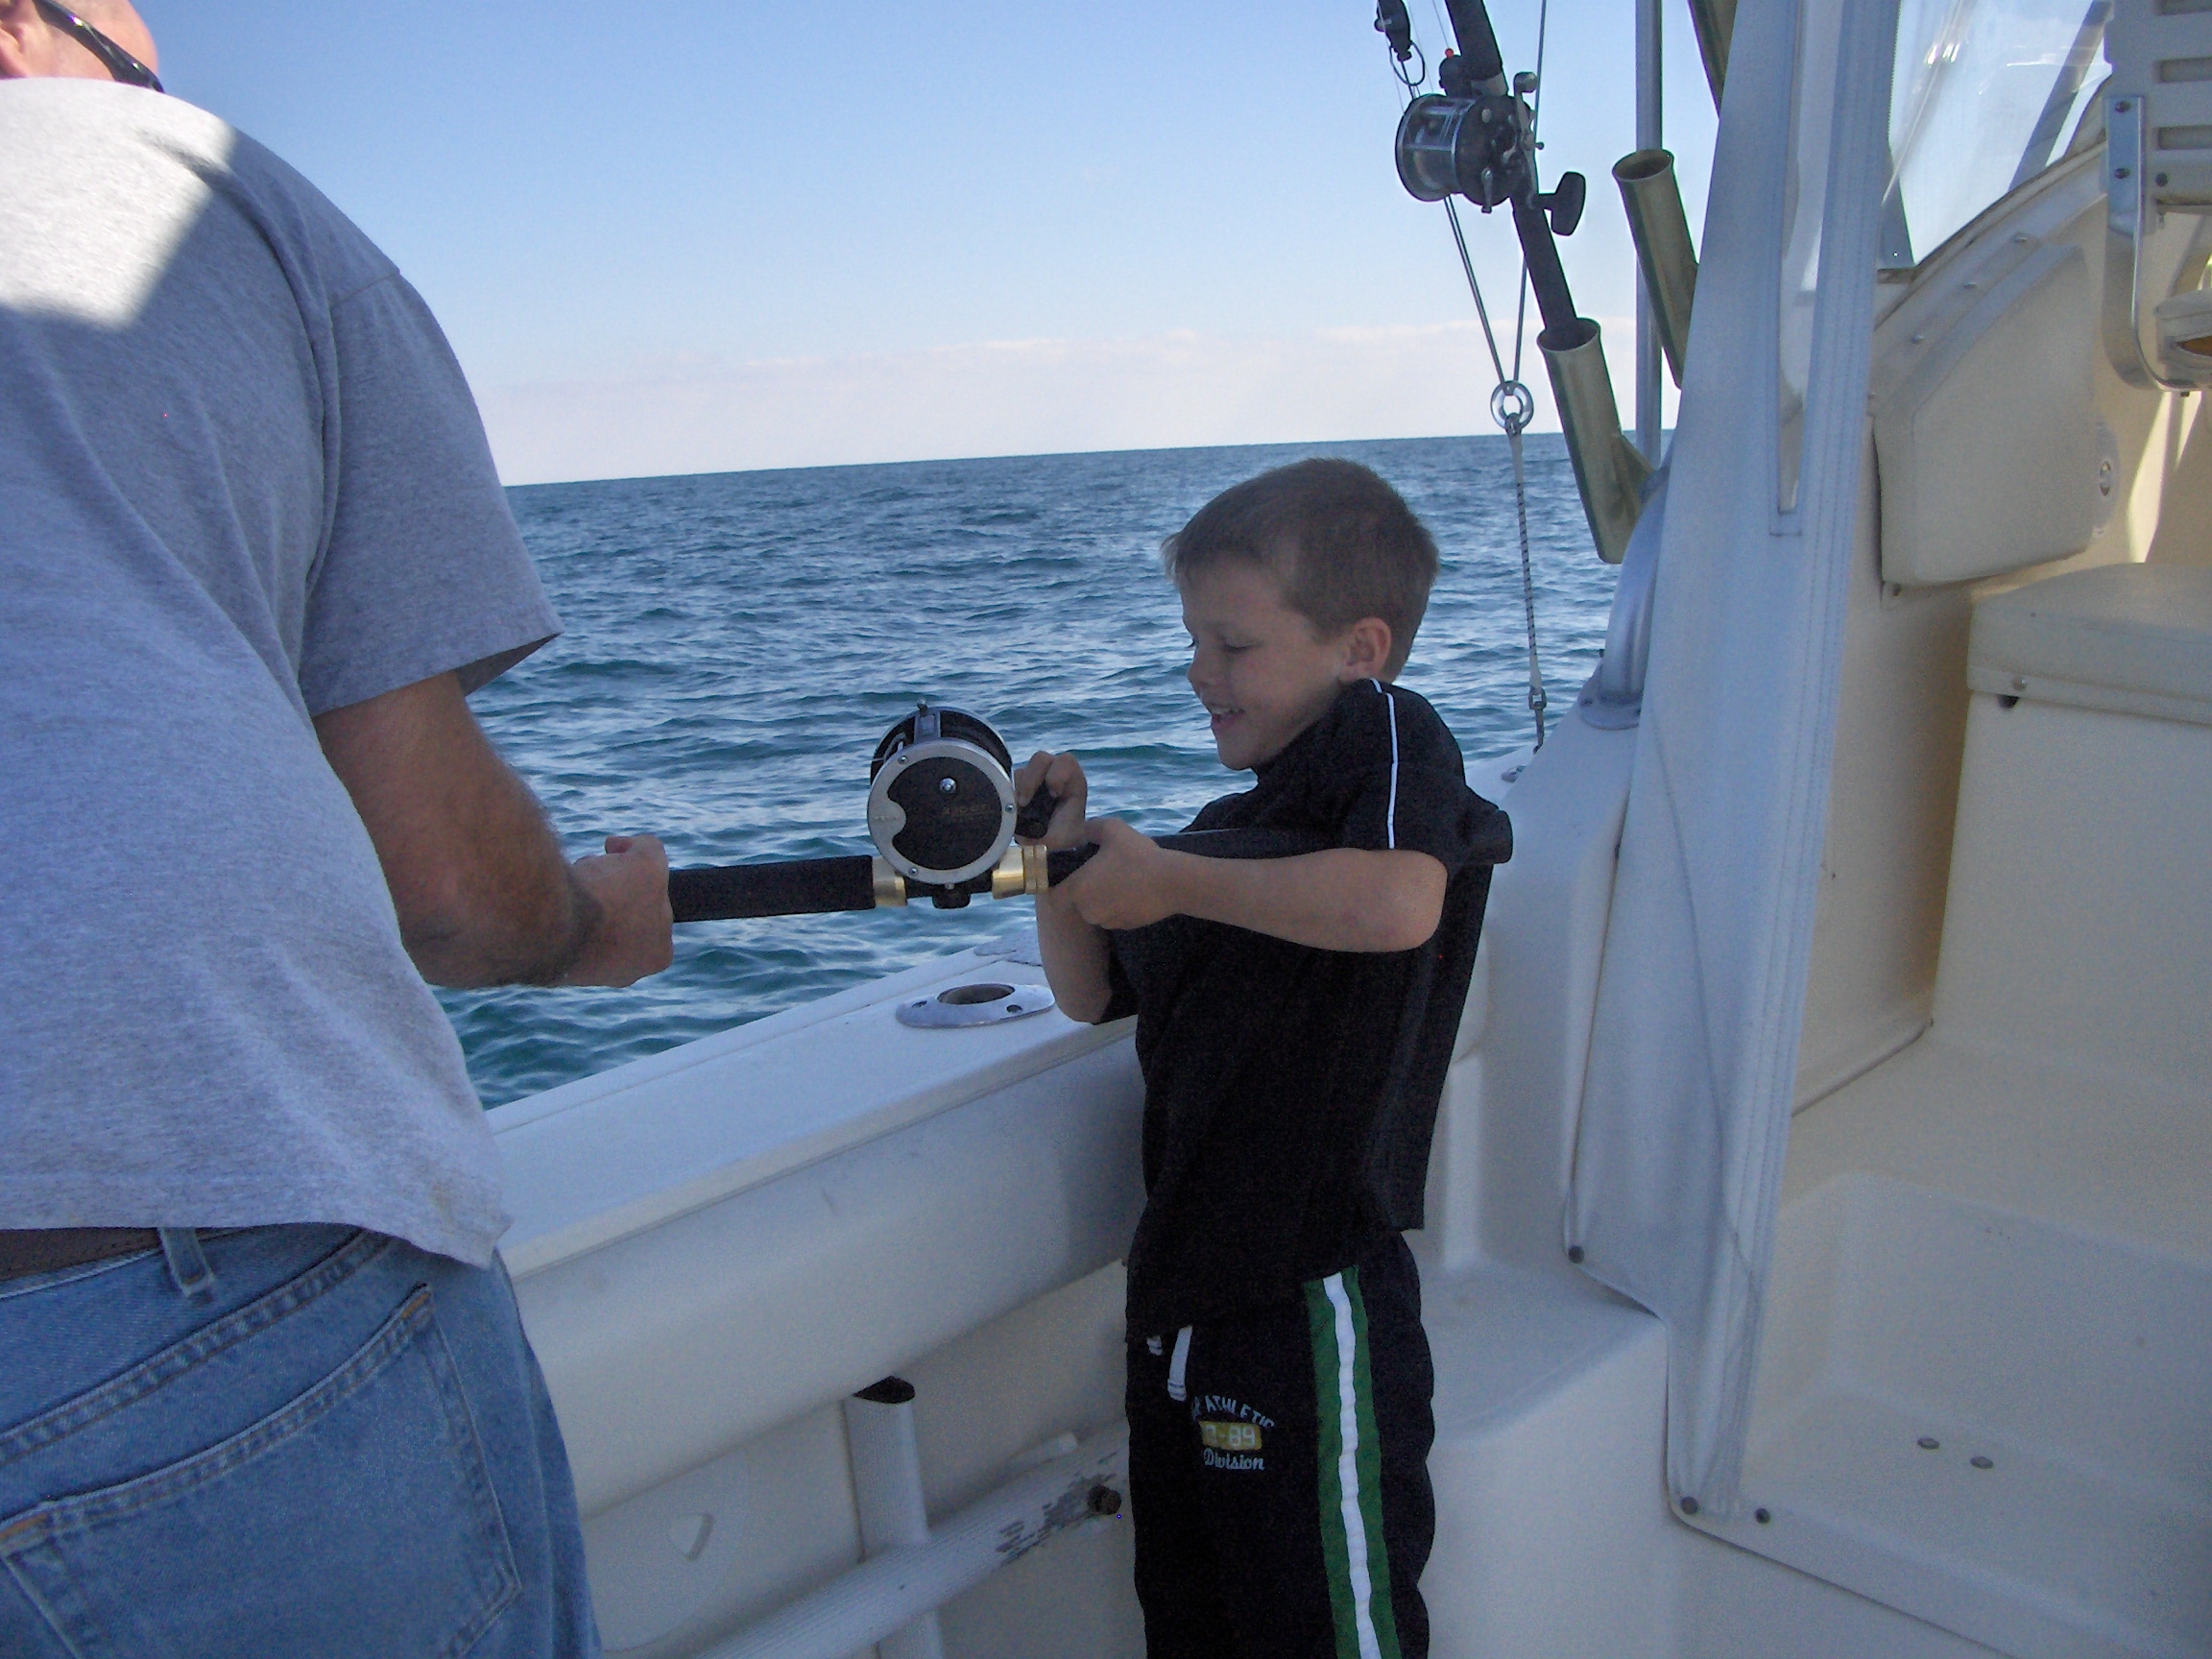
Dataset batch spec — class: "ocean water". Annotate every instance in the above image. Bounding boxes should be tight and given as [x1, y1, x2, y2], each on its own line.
[441, 435, 1619, 1107]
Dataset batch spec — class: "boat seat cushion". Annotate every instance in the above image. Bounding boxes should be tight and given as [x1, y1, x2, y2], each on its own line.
[1968, 562, 2212, 726]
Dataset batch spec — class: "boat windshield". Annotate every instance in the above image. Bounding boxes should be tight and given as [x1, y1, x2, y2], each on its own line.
[1881, 0, 2109, 270]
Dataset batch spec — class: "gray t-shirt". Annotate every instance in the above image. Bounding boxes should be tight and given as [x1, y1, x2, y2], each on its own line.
[1, 82, 561, 1265]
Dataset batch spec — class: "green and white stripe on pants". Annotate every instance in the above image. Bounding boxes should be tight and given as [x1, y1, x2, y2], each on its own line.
[1307, 1264, 1403, 1659]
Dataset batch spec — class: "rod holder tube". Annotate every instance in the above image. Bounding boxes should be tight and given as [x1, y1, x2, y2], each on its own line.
[1540, 319, 1654, 565]
[706, 1423, 1129, 1659]
[841, 1380, 944, 1659]
[1614, 149, 1698, 388]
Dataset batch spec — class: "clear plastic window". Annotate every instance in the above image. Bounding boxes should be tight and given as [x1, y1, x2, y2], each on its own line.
[1782, 0, 2104, 509]
[1880, 0, 2109, 271]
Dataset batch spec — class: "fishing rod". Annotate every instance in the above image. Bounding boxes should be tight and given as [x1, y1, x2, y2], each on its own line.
[664, 704, 1514, 924]
[1377, 0, 1653, 566]
[1383, 0, 1585, 334]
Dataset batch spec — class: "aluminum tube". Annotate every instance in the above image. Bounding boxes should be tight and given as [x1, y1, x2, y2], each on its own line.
[1539, 319, 1653, 565]
[1614, 150, 1698, 388]
[1580, 467, 1668, 728]
[1634, 0, 1664, 459]
[1635, 291, 1662, 460]
[1688, 0, 1737, 109]
[705, 1424, 1130, 1659]
[842, 1381, 944, 1659]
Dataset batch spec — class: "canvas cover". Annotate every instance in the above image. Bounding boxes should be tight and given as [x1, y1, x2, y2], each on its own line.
[1566, 0, 1900, 1518]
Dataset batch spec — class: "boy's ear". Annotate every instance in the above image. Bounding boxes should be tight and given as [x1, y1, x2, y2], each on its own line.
[1337, 616, 1394, 682]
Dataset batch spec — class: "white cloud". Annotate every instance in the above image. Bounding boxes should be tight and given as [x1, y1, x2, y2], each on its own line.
[474, 318, 1648, 486]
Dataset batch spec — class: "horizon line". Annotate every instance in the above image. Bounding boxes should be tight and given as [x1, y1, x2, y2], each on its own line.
[497, 426, 1668, 493]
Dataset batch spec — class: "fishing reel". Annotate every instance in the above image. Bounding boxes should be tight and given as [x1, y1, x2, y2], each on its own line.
[662, 701, 1059, 925]
[1395, 78, 1583, 230]
[865, 704, 1053, 908]
[1380, 1, 1582, 230]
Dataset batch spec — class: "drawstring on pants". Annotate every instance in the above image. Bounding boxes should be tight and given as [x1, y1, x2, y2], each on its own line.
[1166, 1326, 1192, 1403]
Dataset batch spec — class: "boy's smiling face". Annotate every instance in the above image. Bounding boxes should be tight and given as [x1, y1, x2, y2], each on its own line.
[1180, 556, 1389, 771]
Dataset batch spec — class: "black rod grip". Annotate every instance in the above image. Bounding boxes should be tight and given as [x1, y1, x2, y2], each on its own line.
[669, 855, 878, 923]
[1443, 0, 1506, 85]
[1511, 197, 1581, 339]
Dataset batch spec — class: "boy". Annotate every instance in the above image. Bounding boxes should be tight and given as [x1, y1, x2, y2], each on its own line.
[1018, 458, 1502, 1659]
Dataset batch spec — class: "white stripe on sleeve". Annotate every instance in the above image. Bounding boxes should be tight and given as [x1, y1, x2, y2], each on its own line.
[1368, 679, 1401, 851]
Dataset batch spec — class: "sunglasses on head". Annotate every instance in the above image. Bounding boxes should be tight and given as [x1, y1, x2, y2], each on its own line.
[35, 1, 161, 92]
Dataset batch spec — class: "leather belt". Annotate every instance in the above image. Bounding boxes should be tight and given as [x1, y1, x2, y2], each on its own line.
[0, 1228, 161, 1285]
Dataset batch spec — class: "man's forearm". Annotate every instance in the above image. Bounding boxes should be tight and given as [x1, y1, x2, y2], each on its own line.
[316, 672, 665, 991]
[398, 832, 602, 989]
[366, 740, 603, 989]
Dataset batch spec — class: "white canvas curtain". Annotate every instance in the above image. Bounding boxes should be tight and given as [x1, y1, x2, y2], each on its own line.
[1566, 0, 1901, 1520]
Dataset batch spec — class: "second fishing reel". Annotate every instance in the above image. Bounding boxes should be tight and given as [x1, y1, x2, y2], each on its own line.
[866, 704, 1052, 907]
[1379, 0, 1583, 230]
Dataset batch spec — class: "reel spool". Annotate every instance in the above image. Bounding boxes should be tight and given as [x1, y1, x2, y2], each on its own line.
[866, 705, 1025, 904]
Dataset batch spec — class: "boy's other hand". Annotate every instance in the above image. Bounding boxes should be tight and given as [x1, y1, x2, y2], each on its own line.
[1059, 817, 1180, 931]
[1016, 750, 1091, 850]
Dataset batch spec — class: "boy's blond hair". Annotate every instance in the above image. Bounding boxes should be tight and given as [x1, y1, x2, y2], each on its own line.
[1161, 458, 1440, 676]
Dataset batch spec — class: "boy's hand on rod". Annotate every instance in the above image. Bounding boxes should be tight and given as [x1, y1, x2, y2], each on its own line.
[1016, 750, 1092, 850]
[1056, 817, 1180, 931]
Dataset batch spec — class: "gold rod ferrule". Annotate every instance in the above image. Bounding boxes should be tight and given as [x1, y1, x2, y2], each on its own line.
[872, 857, 907, 908]
[989, 845, 1030, 900]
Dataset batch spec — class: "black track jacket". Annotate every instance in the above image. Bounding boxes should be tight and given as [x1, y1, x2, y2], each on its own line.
[1104, 679, 1502, 1334]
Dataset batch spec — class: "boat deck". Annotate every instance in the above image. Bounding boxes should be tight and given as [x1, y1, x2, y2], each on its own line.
[1727, 1033, 2212, 1659]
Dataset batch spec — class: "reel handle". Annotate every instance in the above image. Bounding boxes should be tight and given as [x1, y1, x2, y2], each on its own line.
[1013, 786, 1060, 843]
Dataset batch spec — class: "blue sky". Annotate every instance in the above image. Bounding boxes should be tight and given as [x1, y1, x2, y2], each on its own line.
[135, 2, 1714, 483]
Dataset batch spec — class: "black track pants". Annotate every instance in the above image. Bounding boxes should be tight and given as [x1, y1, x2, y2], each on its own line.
[1126, 1234, 1435, 1659]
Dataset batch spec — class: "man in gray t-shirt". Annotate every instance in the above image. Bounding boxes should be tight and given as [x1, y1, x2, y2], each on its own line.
[1, 8, 669, 1653]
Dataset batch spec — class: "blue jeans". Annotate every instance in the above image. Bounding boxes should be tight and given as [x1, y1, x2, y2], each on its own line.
[0, 1226, 599, 1658]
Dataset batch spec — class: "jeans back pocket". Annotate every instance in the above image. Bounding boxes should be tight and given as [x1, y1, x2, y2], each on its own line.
[1, 1286, 521, 1659]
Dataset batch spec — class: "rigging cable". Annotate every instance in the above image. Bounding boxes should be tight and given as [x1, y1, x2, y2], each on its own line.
[1508, 0, 1552, 749]
[1392, 5, 1552, 748]
[1510, 0, 1551, 386]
